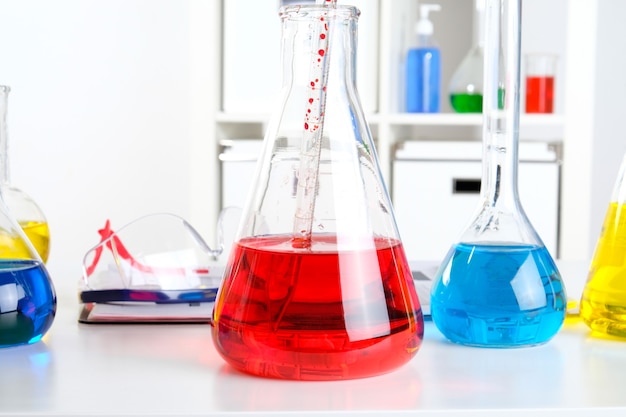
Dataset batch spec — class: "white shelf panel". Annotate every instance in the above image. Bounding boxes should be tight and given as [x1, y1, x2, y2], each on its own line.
[379, 112, 565, 127]
[217, 111, 564, 127]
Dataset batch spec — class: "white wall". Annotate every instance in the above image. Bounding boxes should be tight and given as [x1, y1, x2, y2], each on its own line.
[0, 0, 218, 284]
[561, 0, 626, 260]
[590, 0, 626, 246]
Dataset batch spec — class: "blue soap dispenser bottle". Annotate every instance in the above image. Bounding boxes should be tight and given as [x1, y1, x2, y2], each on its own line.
[406, 3, 442, 113]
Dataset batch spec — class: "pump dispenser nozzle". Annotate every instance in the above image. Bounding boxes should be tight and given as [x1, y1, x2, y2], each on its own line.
[416, 4, 441, 35]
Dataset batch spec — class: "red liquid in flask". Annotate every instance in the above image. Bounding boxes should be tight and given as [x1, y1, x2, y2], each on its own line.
[525, 76, 554, 113]
[211, 234, 424, 380]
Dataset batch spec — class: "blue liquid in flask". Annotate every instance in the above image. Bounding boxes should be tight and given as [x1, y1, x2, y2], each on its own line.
[0, 259, 56, 348]
[430, 243, 566, 348]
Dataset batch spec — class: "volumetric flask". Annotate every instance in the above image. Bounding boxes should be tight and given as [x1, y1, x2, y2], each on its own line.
[0, 86, 50, 263]
[448, 0, 485, 113]
[0, 89, 56, 347]
[211, 3, 424, 380]
[580, 153, 626, 338]
[429, 0, 566, 348]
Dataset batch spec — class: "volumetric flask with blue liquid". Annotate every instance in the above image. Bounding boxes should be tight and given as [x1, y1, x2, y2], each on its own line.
[429, 0, 566, 348]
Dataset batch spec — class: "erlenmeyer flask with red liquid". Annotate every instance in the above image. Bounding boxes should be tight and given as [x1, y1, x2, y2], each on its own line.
[211, 3, 424, 380]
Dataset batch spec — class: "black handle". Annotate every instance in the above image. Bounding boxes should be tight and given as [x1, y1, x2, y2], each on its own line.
[453, 178, 481, 194]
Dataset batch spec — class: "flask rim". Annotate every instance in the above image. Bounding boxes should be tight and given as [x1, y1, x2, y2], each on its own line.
[279, 4, 360, 20]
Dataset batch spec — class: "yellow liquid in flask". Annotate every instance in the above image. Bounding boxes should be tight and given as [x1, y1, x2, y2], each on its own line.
[0, 221, 50, 263]
[580, 202, 626, 337]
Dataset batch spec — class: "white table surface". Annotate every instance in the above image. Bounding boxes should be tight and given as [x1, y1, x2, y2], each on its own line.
[2, 260, 626, 417]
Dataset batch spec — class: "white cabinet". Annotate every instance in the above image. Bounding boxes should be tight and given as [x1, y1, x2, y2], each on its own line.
[218, 139, 263, 209]
[392, 141, 560, 261]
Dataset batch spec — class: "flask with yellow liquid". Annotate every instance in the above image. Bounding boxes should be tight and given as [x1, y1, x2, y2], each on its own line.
[580, 153, 626, 337]
[0, 85, 50, 263]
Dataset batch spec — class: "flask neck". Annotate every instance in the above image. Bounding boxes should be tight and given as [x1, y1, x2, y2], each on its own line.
[279, 5, 360, 93]
[474, 0, 486, 48]
[480, 120, 520, 208]
[0, 86, 11, 186]
[612, 153, 626, 203]
[480, 0, 522, 208]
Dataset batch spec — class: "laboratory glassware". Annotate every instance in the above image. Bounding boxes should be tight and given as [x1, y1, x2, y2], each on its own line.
[524, 53, 557, 114]
[78, 211, 237, 323]
[405, 3, 441, 113]
[430, 0, 566, 348]
[448, 0, 485, 113]
[0, 89, 56, 348]
[211, 3, 424, 380]
[0, 86, 50, 263]
[580, 153, 626, 338]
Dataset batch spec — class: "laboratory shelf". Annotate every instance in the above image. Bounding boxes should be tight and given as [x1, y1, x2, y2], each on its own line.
[216, 111, 564, 136]
[376, 112, 564, 127]
[2, 259, 625, 417]
[217, 111, 564, 127]
[211, 0, 621, 262]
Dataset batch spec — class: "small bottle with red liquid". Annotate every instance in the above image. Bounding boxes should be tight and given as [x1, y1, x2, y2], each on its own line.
[211, 3, 424, 381]
[524, 53, 557, 113]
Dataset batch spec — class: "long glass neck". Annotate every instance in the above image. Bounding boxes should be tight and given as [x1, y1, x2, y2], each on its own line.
[0, 85, 10, 186]
[474, 0, 485, 48]
[481, 0, 521, 208]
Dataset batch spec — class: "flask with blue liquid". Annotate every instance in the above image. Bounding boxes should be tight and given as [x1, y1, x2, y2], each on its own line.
[429, 0, 566, 348]
[405, 3, 441, 113]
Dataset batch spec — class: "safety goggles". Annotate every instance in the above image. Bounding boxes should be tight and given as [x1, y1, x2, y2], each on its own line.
[78, 209, 240, 323]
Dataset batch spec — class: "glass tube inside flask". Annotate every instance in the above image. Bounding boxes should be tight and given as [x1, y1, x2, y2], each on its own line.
[429, 0, 566, 348]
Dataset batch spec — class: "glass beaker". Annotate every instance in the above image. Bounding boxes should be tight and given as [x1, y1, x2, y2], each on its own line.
[211, 4, 424, 380]
[580, 153, 626, 338]
[449, 0, 485, 113]
[524, 53, 557, 114]
[430, 0, 566, 348]
[0, 86, 50, 263]
[0, 89, 56, 348]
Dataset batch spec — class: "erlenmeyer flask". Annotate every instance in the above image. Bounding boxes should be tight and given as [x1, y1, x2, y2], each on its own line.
[0, 86, 50, 263]
[0, 91, 56, 348]
[211, 4, 423, 380]
[580, 153, 626, 338]
[429, 0, 566, 348]
[448, 0, 485, 113]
